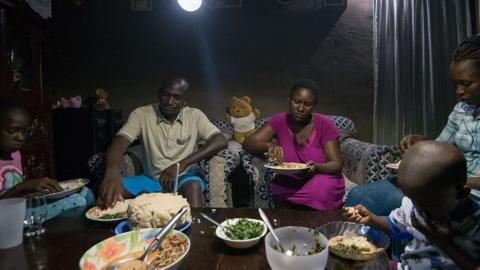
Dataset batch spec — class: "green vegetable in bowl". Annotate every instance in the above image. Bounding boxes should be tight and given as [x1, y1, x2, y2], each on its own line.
[224, 218, 264, 240]
[99, 212, 127, 220]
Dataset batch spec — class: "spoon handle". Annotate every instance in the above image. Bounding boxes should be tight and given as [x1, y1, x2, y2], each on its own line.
[200, 212, 221, 227]
[258, 208, 281, 245]
[174, 162, 180, 194]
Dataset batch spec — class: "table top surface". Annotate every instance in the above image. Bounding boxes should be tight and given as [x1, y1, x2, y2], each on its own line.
[0, 207, 389, 270]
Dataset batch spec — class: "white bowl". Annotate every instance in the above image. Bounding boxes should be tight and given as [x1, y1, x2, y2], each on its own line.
[79, 228, 190, 270]
[215, 218, 267, 249]
[265, 226, 329, 270]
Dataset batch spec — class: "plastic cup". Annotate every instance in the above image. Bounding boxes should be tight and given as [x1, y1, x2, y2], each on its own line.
[0, 198, 26, 249]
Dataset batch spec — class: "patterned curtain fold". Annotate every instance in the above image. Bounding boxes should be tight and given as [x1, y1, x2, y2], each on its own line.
[373, 0, 472, 145]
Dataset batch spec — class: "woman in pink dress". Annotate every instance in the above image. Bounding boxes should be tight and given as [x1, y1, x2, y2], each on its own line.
[244, 79, 345, 210]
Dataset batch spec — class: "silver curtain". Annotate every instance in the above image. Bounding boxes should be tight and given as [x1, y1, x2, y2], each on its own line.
[373, 0, 472, 145]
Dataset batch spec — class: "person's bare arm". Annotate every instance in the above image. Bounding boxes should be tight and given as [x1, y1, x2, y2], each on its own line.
[0, 178, 63, 199]
[159, 133, 227, 189]
[307, 139, 343, 175]
[467, 177, 480, 190]
[243, 124, 277, 154]
[342, 205, 389, 233]
[97, 136, 131, 208]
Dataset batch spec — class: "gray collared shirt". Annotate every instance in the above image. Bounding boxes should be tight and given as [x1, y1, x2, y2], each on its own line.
[117, 104, 220, 179]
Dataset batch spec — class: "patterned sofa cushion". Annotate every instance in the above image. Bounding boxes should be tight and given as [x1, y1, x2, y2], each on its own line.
[237, 115, 401, 208]
[329, 115, 357, 142]
[341, 137, 401, 184]
[87, 145, 241, 208]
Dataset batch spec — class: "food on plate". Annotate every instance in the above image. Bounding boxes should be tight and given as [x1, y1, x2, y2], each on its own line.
[128, 193, 191, 229]
[266, 162, 309, 170]
[328, 234, 381, 260]
[386, 160, 401, 169]
[60, 178, 86, 191]
[150, 234, 189, 268]
[88, 200, 129, 220]
[278, 162, 308, 169]
[102, 233, 189, 270]
[223, 218, 264, 240]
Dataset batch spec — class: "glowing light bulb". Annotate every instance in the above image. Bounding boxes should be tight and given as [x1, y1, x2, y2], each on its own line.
[177, 0, 202, 12]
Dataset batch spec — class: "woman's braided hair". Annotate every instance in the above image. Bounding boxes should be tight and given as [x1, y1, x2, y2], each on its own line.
[453, 34, 480, 65]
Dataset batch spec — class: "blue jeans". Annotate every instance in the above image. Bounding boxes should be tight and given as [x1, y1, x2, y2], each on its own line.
[344, 177, 403, 216]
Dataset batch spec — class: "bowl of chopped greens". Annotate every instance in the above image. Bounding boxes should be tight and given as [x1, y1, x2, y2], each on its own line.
[215, 218, 267, 249]
[265, 226, 329, 270]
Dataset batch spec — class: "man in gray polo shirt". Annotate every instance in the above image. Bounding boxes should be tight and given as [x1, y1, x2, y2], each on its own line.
[98, 76, 227, 208]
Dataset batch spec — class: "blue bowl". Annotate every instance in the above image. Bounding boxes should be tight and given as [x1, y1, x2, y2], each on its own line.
[114, 218, 192, 235]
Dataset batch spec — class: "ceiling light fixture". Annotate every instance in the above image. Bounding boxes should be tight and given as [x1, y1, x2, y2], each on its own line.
[177, 0, 203, 12]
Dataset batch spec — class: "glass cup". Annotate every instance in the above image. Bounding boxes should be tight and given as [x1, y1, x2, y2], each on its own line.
[0, 198, 26, 249]
[24, 193, 47, 237]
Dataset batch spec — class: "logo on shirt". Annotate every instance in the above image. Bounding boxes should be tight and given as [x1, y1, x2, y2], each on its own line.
[177, 135, 191, 145]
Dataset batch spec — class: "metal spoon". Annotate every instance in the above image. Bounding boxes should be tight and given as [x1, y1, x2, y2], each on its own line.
[200, 212, 226, 233]
[258, 208, 294, 256]
[173, 162, 180, 194]
[107, 206, 188, 270]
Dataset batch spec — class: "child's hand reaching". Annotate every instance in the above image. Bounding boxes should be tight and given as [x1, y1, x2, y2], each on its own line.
[16, 177, 63, 194]
[342, 205, 372, 224]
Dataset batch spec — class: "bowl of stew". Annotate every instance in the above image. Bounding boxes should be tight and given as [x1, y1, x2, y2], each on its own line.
[79, 228, 190, 270]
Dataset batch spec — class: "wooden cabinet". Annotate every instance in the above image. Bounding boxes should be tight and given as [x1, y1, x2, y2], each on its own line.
[52, 108, 122, 180]
[0, 1, 53, 179]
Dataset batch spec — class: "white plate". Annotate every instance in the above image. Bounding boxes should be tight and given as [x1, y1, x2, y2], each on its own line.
[264, 162, 310, 175]
[45, 178, 89, 200]
[85, 200, 132, 222]
[386, 161, 401, 170]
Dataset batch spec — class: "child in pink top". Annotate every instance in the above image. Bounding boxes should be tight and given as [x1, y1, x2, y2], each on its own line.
[0, 99, 93, 219]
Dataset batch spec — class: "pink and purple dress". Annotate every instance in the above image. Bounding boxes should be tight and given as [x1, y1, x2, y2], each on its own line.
[268, 113, 345, 210]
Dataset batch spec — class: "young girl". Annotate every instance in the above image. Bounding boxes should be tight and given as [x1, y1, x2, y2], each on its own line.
[0, 99, 94, 219]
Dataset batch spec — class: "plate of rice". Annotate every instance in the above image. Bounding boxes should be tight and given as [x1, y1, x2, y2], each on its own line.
[85, 200, 131, 222]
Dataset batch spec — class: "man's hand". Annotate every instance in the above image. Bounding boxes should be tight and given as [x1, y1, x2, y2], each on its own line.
[342, 205, 372, 224]
[399, 134, 427, 153]
[16, 177, 63, 194]
[98, 171, 124, 209]
[159, 161, 187, 192]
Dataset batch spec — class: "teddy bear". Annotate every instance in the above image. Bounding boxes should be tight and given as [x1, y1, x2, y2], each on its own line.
[96, 88, 110, 110]
[225, 96, 260, 144]
[51, 96, 82, 109]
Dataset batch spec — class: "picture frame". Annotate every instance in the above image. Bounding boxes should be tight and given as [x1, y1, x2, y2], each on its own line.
[131, 0, 152, 11]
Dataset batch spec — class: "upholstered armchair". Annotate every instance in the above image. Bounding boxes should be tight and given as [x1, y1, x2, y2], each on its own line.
[240, 116, 402, 208]
[87, 138, 241, 208]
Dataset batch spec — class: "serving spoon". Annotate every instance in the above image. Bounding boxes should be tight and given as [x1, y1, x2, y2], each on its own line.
[107, 206, 187, 270]
[258, 208, 294, 256]
[200, 212, 227, 233]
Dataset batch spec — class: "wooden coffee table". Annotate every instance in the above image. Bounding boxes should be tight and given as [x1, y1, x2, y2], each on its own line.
[0, 207, 389, 270]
